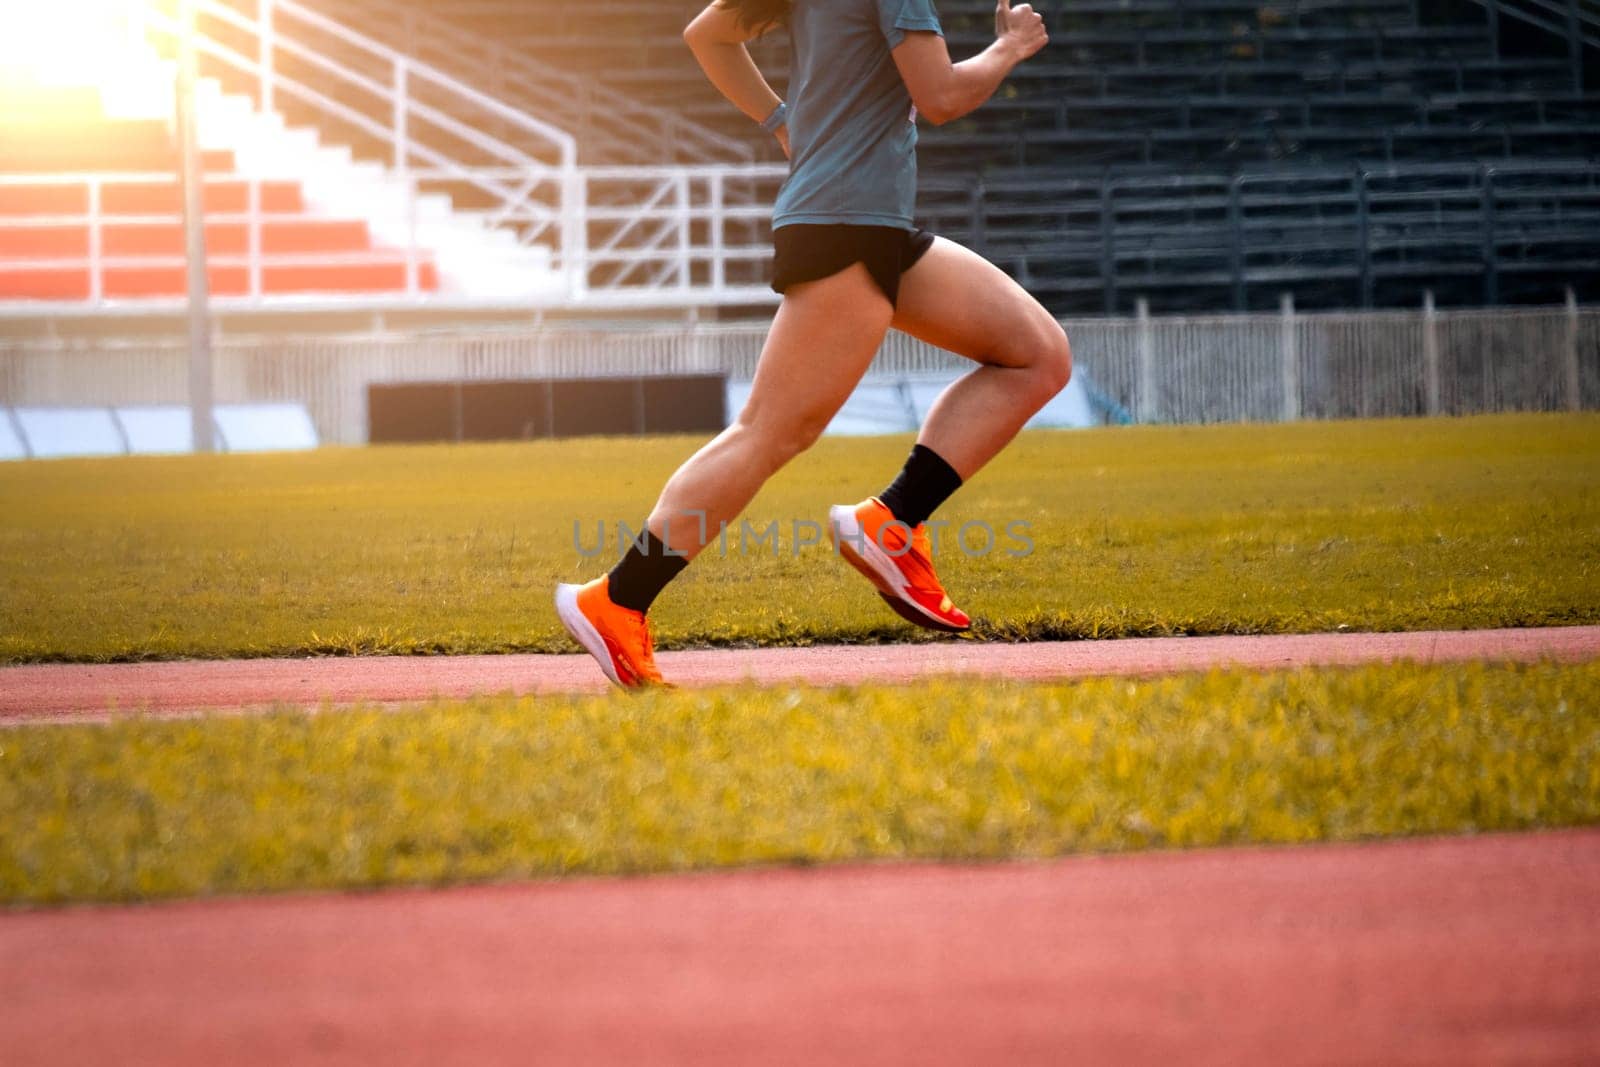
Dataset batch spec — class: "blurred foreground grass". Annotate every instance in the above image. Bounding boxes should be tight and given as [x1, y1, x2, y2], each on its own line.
[3, 661, 1597, 905]
[1, 413, 1597, 662]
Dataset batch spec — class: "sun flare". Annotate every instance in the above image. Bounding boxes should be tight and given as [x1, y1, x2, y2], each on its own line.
[0, 0, 172, 119]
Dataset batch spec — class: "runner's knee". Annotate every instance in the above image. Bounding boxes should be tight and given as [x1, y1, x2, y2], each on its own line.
[1037, 320, 1072, 396]
[735, 408, 830, 471]
[1014, 314, 1071, 402]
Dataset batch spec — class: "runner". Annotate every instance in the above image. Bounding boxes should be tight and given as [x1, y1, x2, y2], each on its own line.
[557, 0, 1067, 688]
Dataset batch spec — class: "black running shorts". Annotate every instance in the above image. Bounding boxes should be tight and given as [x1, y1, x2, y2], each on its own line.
[770, 224, 937, 308]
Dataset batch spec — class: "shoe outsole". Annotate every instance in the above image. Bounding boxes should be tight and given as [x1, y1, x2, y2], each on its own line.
[876, 590, 970, 634]
[828, 504, 970, 634]
[554, 583, 629, 690]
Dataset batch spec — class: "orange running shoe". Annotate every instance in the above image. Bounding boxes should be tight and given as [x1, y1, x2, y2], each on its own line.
[828, 497, 972, 633]
[554, 576, 668, 690]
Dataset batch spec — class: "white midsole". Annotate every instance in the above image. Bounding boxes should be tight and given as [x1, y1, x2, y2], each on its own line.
[554, 583, 625, 689]
[827, 504, 949, 628]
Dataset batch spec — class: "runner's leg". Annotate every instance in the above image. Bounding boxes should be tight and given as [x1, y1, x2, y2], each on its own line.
[889, 236, 1071, 479]
[645, 262, 894, 561]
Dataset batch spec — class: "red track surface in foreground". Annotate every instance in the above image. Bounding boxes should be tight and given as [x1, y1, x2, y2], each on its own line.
[4, 626, 1598, 723]
[5, 829, 1598, 1065]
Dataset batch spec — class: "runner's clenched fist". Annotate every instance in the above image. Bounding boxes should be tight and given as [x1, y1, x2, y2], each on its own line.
[995, 0, 1047, 60]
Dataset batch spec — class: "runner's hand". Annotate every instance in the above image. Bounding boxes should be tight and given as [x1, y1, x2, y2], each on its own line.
[995, 0, 1047, 60]
[774, 125, 790, 159]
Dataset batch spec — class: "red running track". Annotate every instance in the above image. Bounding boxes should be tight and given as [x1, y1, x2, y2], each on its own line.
[3, 829, 1598, 1065]
[3, 626, 1598, 723]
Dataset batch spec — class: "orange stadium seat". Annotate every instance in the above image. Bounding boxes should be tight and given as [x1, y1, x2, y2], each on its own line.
[103, 265, 251, 298]
[98, 220, 375, 257]
[0, 184, 88, 215]
[100, 180, 306, 215]
[0, 228, 90, 258]
[0, 267, 90, 300]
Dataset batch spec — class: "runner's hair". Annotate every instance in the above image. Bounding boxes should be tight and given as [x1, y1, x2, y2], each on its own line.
[715, 0, 790, 31]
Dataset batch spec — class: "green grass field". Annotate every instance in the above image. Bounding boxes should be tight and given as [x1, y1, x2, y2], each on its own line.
[1, 413, 1596, 663]
[3, 661, 1596, 905]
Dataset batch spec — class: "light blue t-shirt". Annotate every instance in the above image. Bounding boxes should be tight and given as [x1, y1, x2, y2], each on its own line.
[771, 0, 944, 230]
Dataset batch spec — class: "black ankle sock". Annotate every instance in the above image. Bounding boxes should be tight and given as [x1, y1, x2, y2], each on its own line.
[607, 529, 690, 613]
[877, 444, 963, 528]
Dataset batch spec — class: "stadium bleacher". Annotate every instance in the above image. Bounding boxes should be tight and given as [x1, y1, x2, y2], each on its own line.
[0, 84, 442, 302]
[393, 0, 1599, 312]
[0, 0, 602, 315]
[916, 159, 1600, 311]
[312, 0, 753, 164]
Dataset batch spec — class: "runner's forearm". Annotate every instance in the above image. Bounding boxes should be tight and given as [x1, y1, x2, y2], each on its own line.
[685, 37, 784, 125]
[924, 40, 1023, 124]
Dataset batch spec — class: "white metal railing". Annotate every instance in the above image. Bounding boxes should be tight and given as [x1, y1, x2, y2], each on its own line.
[0, 171, 549, 308]
[2, 303, 1591, 445]
[573, 165, 787, 303]
[0, 165, 788, 311]
[310, 0, 755, 164]
[136, 0, 583, 269]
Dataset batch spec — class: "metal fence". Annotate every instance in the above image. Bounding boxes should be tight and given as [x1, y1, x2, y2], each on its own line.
[1, 301, 1594, 446]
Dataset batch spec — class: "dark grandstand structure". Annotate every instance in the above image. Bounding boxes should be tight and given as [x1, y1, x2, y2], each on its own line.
[385, 0, 1600, 315]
